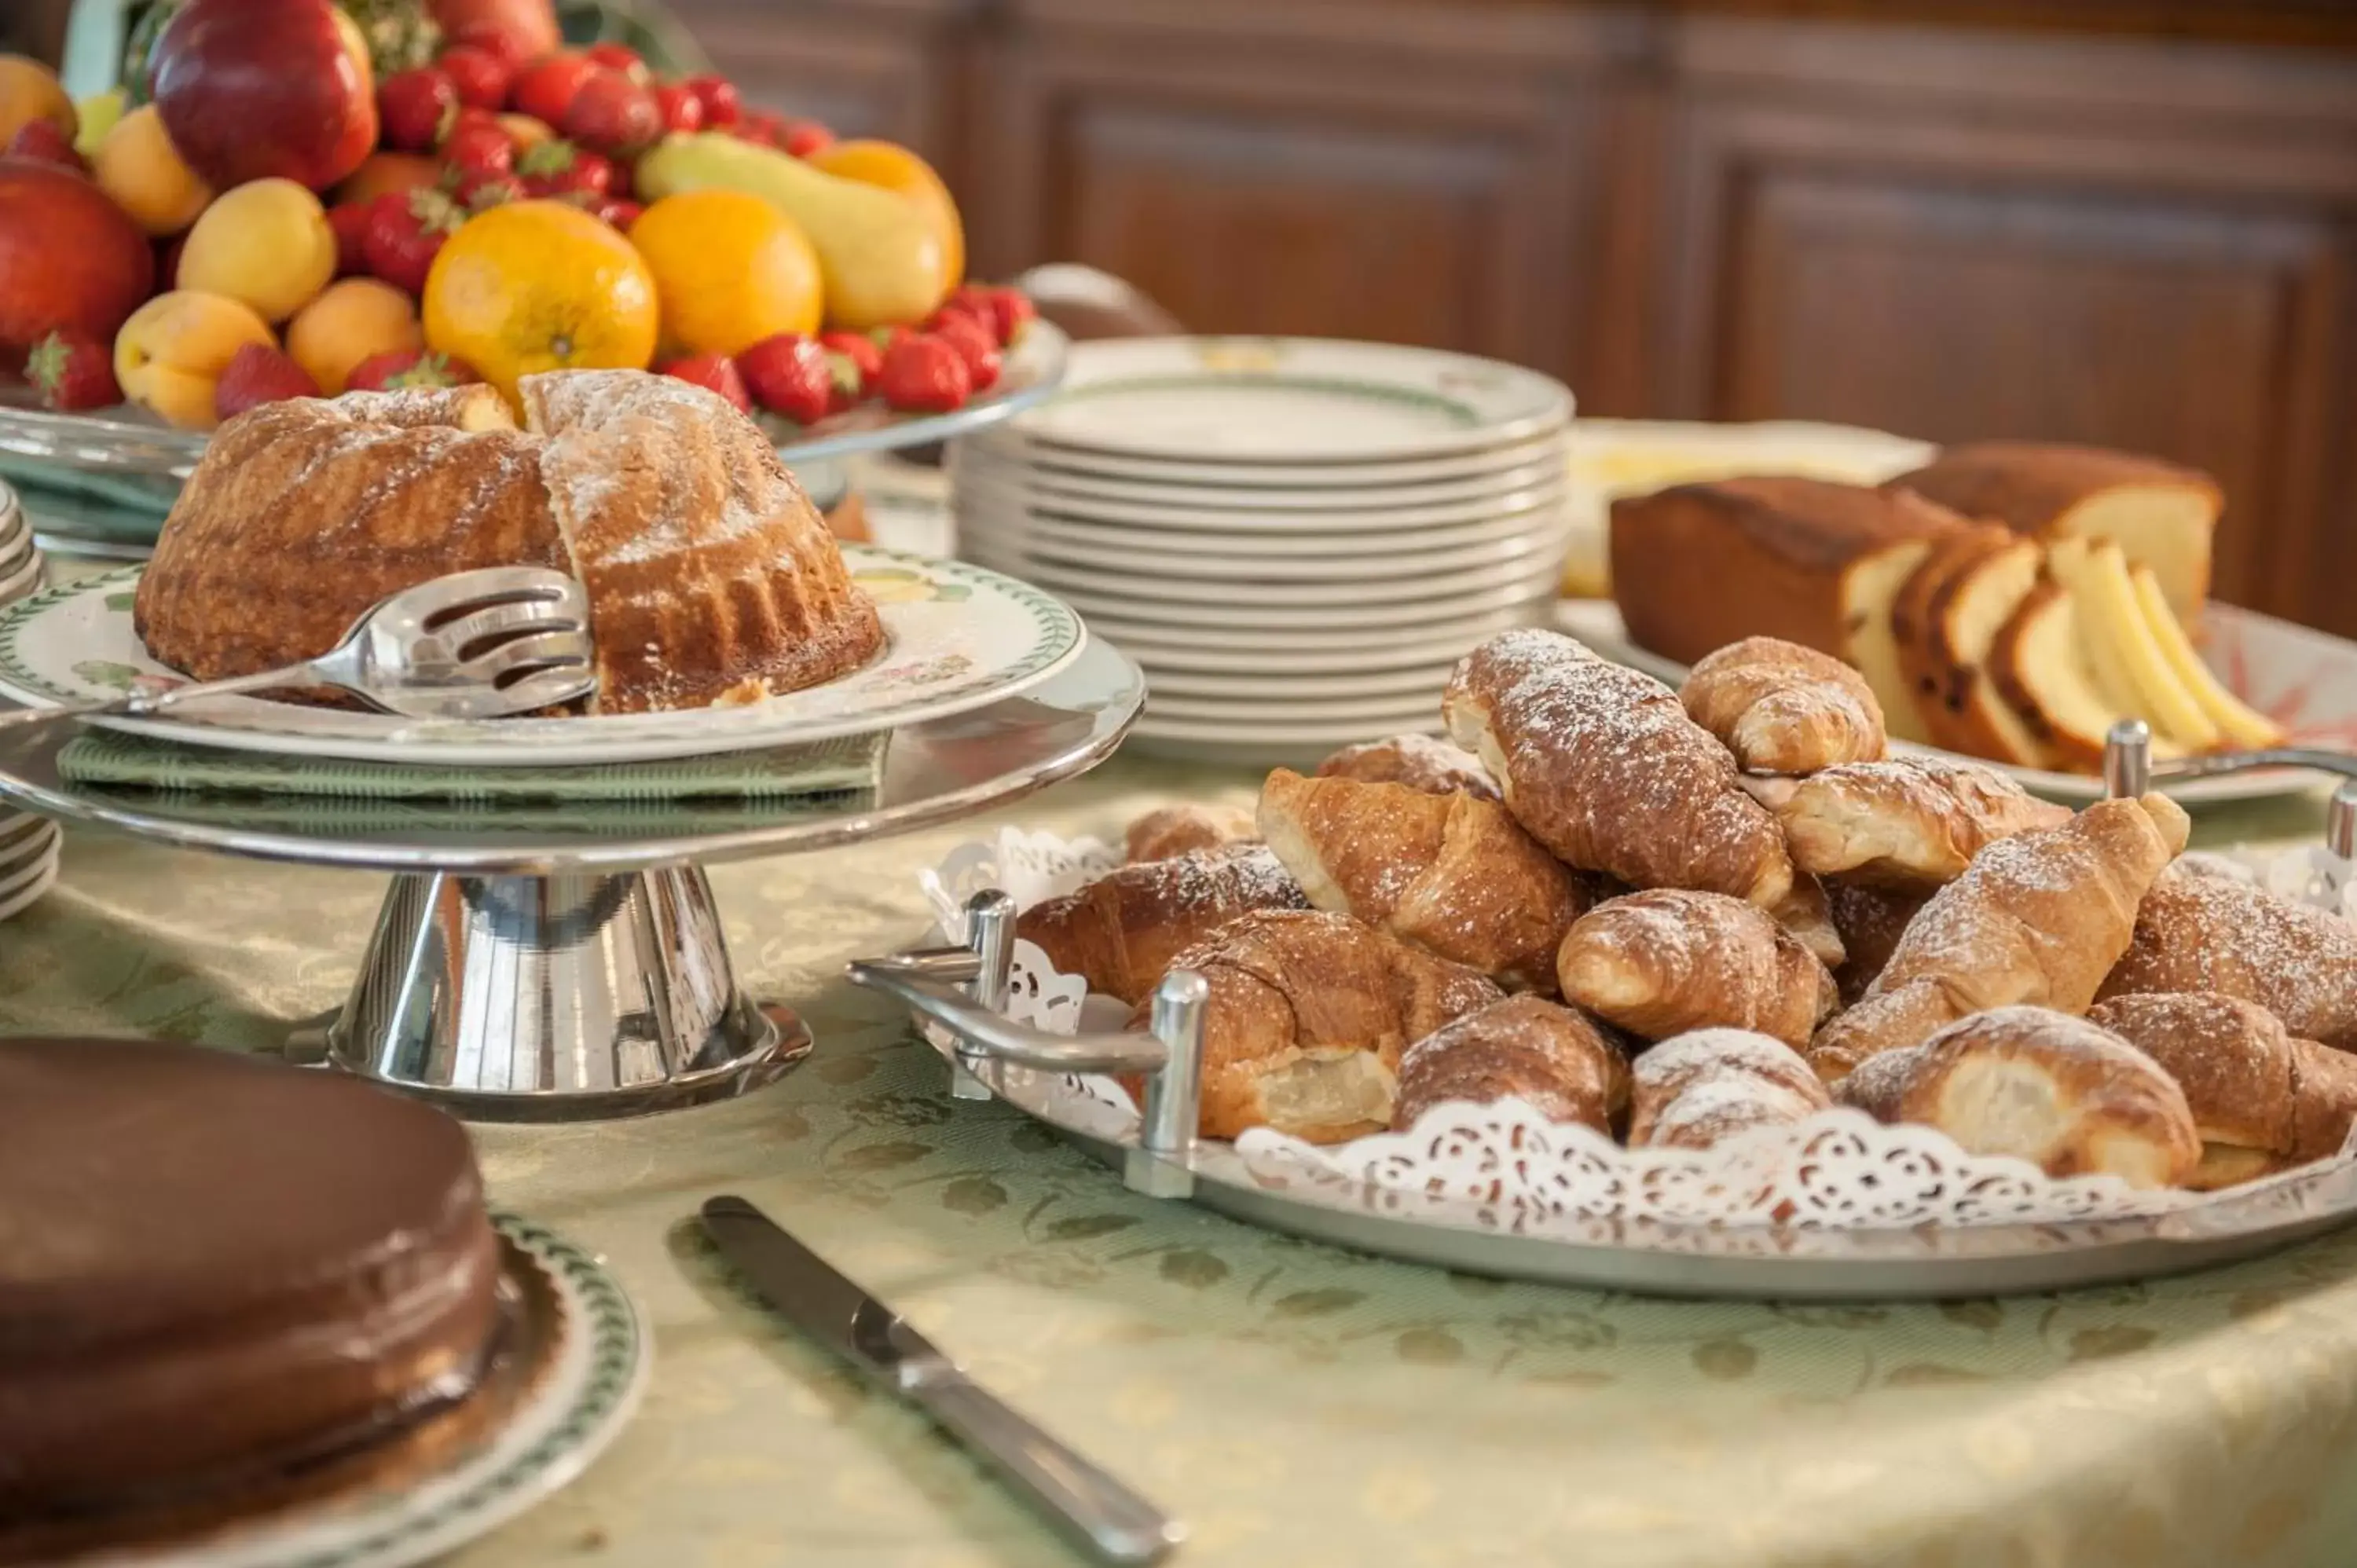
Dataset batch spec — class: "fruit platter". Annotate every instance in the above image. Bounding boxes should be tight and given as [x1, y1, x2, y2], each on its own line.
[0, 0, 1057, 479]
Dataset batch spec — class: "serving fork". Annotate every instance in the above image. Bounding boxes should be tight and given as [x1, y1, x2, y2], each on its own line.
[0, 566, 597, 730]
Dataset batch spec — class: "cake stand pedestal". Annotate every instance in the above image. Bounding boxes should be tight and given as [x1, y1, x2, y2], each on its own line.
[0, 639, 1144, 1122]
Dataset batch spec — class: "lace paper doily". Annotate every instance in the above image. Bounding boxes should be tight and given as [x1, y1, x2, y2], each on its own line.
[912, 827, 2357, 1233]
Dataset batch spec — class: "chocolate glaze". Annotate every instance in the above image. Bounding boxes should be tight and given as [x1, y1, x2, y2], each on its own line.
[0, 1039, 501, 1515]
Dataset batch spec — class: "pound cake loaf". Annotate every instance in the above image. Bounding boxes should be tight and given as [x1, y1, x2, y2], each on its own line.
[134, 371, 884, 715]
[1609, 476, 1967, 742]
[0, 1039, 502, 1515]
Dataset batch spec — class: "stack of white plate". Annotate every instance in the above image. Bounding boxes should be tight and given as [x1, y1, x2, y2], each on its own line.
[0, 479, 58, 921]
[950, 338, 1574, 765]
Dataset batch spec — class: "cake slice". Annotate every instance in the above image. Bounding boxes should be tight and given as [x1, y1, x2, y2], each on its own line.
[1890, 526, 2007, 753]
[2128, 562, 2283, 749]
[1989, 579, 2110, 772]
[1891, 442, 2221, 620]
[1609, 477, 1967, 743]
[1925, 536, 2051, 768]
[2052, 539, 2220, 751]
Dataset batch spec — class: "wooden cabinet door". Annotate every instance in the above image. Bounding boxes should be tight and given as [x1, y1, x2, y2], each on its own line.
[1655, 18, 2357, 630]
[972, 0, 1642, 402]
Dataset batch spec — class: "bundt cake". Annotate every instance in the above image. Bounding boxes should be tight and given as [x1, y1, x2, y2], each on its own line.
[134, 370, 885, 715]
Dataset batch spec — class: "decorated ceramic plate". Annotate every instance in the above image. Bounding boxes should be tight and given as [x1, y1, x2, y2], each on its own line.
[0, 547, 1085, 767]
[1555, 597, 2356, 805]
[20, 1213, 645, 1568]
[999, 336, 1571, 467]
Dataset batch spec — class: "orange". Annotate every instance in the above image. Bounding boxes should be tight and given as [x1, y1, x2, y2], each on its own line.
[805, 140, 963, 298]
[625, 190, 822, 358]
[422, 200, 658, 403]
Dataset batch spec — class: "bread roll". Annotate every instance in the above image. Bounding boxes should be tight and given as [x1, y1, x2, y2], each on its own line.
[1754, 755, 2071, 890]
[1557, 889, 1837, 1048]
[1391, 995, 1628, 1134]
[1677, 636, 1886, 775]
[1627, 1028, 1830, 1151]
[1017, 845, 1308, 1006]
[2097, 871, 2357, 1051]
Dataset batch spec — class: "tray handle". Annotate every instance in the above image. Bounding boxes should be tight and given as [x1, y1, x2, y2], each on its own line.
[849, 890, 1207, 1199]
[2104, 720, 2357, 855]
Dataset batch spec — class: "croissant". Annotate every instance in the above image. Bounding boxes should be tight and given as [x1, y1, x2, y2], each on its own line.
[1555, 888, 1837, 1048]
[1257, 768, 1589, 993]
[1679, 636, 1886, 775]
[1127, 909, 1503, 1142]
[1627, 1028, 1831, 1150]
[1835, 1006, 2200, 1189]
[1442, 629, 1794, 907]
[1391, 995, 1628, 1134]
[1807, 793, 2190, 1084]
[2089, 992, 2357, 1187]
[1016, 844, 1310, 1006]
[1823, 881, 1930, 1004]
[1750, 755, 2071, 889]
[2097, 871, 2357, 1051]
[1315, 733, 1500, 801]
[1124, 802, 1258, 863]
[1771, 874, 1848, 969]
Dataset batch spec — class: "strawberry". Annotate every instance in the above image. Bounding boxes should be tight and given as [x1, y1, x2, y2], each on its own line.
[453, 169, 525, 210]
[346, 349, 481, 392]
[562, 70, 661, 157]
[448, 21, 533, 68]
[585, 42, 649, 82]
[442, 119, 515, 176]
[25, 331, 118, 412]
[779, 118, 835, 159]
[511, 53, 600, 127]
[684, 75, 740, 127]
[594, 197, 643, 229]
[737, 333, 834, 423]
[659, 352, 750, 412]
[362, 188, 463, 296]
[925, 310, 1001, 392]
[734, 110, 783, 148]
[213, 343, 320, 422]
[7, 119, 85, 173]
[817, 329, 882, 408]
[866, 323, 915, 359]
[326, 200, 374, 276]
[651, 82, 704, 135]
[876, 334, 972, 414]
[516, 139, 613, 198]
[379, 67, 460, 152]
[946, 283, 1038, 347]
[438, 45, 514, 112]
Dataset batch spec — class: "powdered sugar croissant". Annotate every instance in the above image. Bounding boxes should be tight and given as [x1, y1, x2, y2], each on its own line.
[1442, 629, 1794, 907]
[1556, 888, 1837, 1048]
[1679, 636, 1886, 775]
[1750, 755, 2069, 889]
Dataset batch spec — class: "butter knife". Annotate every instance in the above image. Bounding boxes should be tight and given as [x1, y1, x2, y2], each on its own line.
[699, 1195, 1184, 1565]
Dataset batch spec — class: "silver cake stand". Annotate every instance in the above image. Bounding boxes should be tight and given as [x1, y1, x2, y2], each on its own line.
[0, 638, 1145, 1123]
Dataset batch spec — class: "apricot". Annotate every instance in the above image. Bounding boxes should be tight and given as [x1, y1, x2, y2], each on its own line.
[286, 277, 423, 394]
[114, 290, 277, 430]
[93, 105, 214, 237]
[0, 56, 75, 150]
[178, 180, 338, 323]
[335, 152, 441, 207]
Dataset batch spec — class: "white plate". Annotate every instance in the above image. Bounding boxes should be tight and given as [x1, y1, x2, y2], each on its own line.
[966, 542, 1561, 610]
[1147, 688, 1443, 725]
[961, 497, 1568, 559]
[950, 463, 1571, 537]
[1131, 710, 1444, 744]
[1096, 619, 1515, 670]
[1146, 661, 1457, 700]
[0, 852, 54, 921]
[964, 519, 1566, 584]
[0, 808, 51, 856]
[1552, 598, 2357, 806]
[1081, 593, 1551, 643]
[96, 1212, 647, 1568]
[0, 828, 58, 903]
[0, 550, 40, 604]
[1009, 336, 1571, 464]
[971, 428, 1571, 490]
[953, 438, 1571, 511]
[0, 548, 1085, 767]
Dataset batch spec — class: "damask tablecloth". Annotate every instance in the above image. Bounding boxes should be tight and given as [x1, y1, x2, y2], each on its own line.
[8, 757, 2357, 1568]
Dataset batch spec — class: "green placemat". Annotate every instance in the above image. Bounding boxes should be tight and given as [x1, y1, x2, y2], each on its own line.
[56, 727, 887, 803]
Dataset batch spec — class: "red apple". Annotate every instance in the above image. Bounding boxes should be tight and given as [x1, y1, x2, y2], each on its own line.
[0, 158, 156, 357]
[149, 0, 379, 193]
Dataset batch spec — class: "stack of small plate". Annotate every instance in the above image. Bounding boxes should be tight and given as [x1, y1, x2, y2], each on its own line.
[950, 337, 1574, 765]
[0, 479, 58, 920]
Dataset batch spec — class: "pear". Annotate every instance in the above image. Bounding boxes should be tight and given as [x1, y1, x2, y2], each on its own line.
[634, 134, 949, 331]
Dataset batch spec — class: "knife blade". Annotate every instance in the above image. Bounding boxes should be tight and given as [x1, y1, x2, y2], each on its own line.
[700, 1195, 1185, 1565]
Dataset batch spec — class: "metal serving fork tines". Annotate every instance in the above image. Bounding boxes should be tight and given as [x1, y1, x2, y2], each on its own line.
[0, 566, 597, 731]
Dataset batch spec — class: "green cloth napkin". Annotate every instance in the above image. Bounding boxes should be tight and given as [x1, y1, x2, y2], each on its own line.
[56, 728, 888, 804]
[0, 461, 177, 544]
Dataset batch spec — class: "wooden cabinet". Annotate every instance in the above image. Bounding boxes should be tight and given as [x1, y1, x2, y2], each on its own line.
[669, 0, 2357, 632]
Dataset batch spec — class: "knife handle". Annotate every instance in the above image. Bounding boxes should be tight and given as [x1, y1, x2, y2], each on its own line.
[914, 1373, 1183, 1565]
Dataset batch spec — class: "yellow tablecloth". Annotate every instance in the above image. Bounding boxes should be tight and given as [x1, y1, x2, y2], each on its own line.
[7, 758, 2357, 1568]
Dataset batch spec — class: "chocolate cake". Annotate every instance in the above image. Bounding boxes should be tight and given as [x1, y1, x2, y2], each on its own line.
[0, 1039, 503, 1515]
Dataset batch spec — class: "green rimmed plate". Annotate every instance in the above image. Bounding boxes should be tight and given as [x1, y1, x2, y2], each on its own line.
[0, 547, 1085, 767]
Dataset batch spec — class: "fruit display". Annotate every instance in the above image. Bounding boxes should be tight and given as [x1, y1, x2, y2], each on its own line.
[0, 13, 1039, 439]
